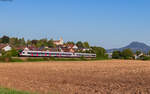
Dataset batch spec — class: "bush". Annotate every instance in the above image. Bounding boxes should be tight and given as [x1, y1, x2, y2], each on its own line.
[0, 51, 12, 62]
[141, 56, 150, 60]
[1, 49, 19, 57]
[10, 49, 19, 57]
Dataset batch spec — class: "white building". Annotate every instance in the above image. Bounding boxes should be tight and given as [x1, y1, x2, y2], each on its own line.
[53, 37, 64, 45]
[2, 45, 12, 51]
[106, 53, 113, 58]
[134, 53, 144, 59]
[73, 45, 78, 49]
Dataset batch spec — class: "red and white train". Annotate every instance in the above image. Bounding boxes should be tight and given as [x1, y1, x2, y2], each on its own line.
[19, 49, 96, 58]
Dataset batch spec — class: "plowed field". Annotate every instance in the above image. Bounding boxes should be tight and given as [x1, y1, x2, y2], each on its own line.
[0, 60, 150, 94]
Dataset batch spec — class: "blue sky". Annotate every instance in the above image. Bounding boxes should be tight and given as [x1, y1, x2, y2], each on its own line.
[0, 0, 150, 49]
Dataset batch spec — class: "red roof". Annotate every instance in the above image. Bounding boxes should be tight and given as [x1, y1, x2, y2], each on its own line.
[0, 44, 9, 49]
[16, 46, 26, 50]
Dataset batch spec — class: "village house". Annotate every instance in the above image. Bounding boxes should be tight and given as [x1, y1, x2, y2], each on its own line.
[0, 44, 12, 56]
[0, 44, 12, 51]
[20, 38, 87, 53]
[65, 44, 78, 52]
[134, 53, 144, 60]
[106, 52, 113, 59]
[3, 45, 12, 51]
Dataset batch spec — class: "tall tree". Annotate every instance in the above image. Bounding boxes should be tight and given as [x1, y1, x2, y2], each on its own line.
[27, 40, 32, 46]
[9, 37, 17, 46]
[20, 38, 26, 46]
[31, 40, 38, 46]
[91, 46, 107, 58]
[1, 35, 9, 44]
[76, 41, 84, 49]
[83, 42, 90, 48]
[121, 49, 134, 59]
[112, 50, 122, 59]
[66, 41, 75, 45]
[47, 39, 55, 48]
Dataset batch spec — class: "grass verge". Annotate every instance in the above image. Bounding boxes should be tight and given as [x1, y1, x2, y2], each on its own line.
[0, 87, 35, 94]
[0, 56, 109, 63]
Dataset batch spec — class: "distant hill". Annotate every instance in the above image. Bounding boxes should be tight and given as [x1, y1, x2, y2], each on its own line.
[107, 42, 150, 53]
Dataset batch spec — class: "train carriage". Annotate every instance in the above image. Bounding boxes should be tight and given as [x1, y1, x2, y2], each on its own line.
[20, 50, 96, 58]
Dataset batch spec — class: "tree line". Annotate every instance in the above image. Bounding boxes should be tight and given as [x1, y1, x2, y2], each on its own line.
[0, 36, 92, 48]
[112, 49, 134, 59]
[112, 48, 150, 60]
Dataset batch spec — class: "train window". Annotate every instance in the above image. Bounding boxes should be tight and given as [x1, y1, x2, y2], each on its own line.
[51, 53, 55, 55]
[28, 52, 32, 54]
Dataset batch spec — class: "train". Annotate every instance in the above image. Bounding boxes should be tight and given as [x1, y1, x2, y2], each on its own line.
[19, 50, 96, 58]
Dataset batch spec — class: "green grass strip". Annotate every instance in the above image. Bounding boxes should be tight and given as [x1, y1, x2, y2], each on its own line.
[0, 88, 35, 94]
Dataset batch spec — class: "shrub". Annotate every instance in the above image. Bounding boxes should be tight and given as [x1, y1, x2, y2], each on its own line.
[10, 49, 19, 57]
[141, 56, 150, 60]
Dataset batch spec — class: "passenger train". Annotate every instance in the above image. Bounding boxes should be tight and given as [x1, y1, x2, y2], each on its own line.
[20, 50, 96, 58]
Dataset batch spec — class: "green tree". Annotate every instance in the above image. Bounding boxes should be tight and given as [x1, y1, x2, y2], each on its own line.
[91, 46, 107, 58]
[112, 51, 122, 59]
[76, 41, 84, 49]
[39, 38, 48, 46]
[2, 49, 19, 57]
[9, 37, 18, 46]
[9, 37, 26, 47]
[136, 50, 142, 56]
[47, 39, 55, 48]
[31, 40, 38, 46]
[66, 41, 75, 45]
[19, 38, 26, 46]
[10, 49, 19, 57]
[83, 42, 90, 48]
[121, 49, 134, 59]
[27, 40, 32, 45]
[1, 35, 9, 44]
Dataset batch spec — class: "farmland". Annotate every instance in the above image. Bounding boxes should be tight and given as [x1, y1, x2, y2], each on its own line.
[0, 60, 150, 94]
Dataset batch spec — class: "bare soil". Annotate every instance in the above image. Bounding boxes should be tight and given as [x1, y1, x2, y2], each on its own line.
[0, 60, 150, 94]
